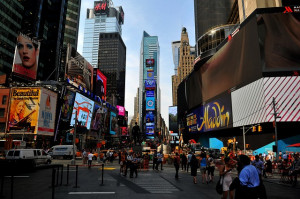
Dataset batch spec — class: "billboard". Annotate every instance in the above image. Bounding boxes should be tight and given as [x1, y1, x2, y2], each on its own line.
[60, 89, 75, 122]
[37, 89, 57, 136]
[146, 125, 155, 135]
[8, 88, 40, 134]
[169, 106, 178, 133]
[146, 97, 155, 111]
[146, 59, 155, 67]
[94, 69, 107, 100]
[116, 105, 125, 116]
[65, 46, 94, 93]
[110, 112, 118, 135]
[146, 111, 155, 123]
[120, 127, 128, 136]
[94, 1, 109, 14]
[12, 33, 40, 80]
[146, 90, 155, 97]
[186, 94, 233, 133]
[147, 71, 154, 79]
[145, 80, 156, 90]
[90, 103, 107, 139]
[70, 93, 94, 130]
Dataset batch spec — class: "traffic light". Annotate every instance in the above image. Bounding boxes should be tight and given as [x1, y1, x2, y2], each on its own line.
[252, 126, 256, 132]
[258, 125, 262, 132]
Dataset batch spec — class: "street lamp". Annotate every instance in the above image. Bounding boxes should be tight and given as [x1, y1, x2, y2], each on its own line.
[71, 110, 78, 165]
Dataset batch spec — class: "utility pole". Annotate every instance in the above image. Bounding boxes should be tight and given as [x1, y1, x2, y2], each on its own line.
[71, 110, 77, 165]
[272, 97, 280, 161]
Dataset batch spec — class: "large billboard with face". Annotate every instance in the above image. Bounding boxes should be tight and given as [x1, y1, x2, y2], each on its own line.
[12, 33, 40, 80]
[37, 89, 57, 136]
[94, 69, 107, 100]
[110, 112, 118, 135]
[65, 46, 94, 93]
[169, 106, 178, 133]
[61, 89, 75, 122]
[8, 88, 40, 134]
[70, 93, 94, 130]
[90, 103, 107, 139]
[146, 97, 155, 111]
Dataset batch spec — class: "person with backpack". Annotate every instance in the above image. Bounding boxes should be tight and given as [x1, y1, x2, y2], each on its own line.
[174, 152, 180, 179]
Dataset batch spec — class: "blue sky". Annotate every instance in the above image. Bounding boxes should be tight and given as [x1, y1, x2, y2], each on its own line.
[77, 0, 195, 127]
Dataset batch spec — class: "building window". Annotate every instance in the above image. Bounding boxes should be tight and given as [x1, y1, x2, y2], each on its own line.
[2, 95, 7, 105]
[0, 108, 5, 117]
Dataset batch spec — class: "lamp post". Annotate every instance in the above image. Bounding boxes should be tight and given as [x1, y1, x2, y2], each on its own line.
[71, 110, 77, 165]
[242, 125, 256, 155]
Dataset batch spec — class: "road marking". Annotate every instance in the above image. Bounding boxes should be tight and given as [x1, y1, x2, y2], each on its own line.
[68, 192, 115, 195]
[98, 167, 116, 170]
[5, 176, 29, 178]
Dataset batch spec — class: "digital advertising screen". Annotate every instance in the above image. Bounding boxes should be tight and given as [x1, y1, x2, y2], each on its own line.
[12, 33, 41, 80]
[120, 126, 128, 136]
[169, 106, 178, 133]
[145, 80, 156, 90]
[186, 106, 204, 133]
[146, 90, 155, 97]
[116, 105, 125, 116]
[146, 125, 155, 135]
[110, 112, 118, 135]
[94, 69, 107, 100]
[147, 71, 154, 79]
[90, 103, 107, 139]
[70, 93, 94, 130]
[37, 88, 57, 136]
[61, 89, 75, 122]
[146, 111, 155, 123]
[65, 46, 94, 93]
[146, 97, 155, 111]
[94, 1, 109, 14]
[146, 59, 155, 67]
[8, 88, 40, 134]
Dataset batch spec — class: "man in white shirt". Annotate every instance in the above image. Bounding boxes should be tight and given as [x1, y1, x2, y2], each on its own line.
[88, 152, 94, 168]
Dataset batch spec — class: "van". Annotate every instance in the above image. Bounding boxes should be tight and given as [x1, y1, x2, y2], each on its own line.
[48, 145, 76, 159]
[6, 149, 52, 168]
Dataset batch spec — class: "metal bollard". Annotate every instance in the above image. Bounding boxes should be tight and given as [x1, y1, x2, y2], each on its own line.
[52, 168, 56, 199]
[60, 165, 63, 186]
[73, 165, 80, 188]
[65, 164, 69, 186]
[56, 165, 59, 186]
[101, 163, 104, 185]
[10, 174, 13, 199]
[1, 175, 4, 197]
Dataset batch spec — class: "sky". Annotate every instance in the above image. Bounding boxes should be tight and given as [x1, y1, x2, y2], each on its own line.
[77, 0, 195, 128]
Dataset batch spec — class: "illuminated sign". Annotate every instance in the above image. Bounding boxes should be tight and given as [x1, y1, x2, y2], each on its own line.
[146, 126, 155, 135]
[146, 59, 155, 67]
[145, 80, 156, 90]
[116, 105, 125, 116]
[186, 95, 232, 133]
[146, 97, 155, 110]
[94, 1, 108, 14]
[147, 71, 154, 79]
[169, 106, 178, 133]
[94, 69, 107, 100]
[146, 111, 155, 123]
[146, 90, 155, 97]
[110, 112, 118, 135]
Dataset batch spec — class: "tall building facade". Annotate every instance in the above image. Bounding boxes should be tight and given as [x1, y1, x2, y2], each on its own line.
[172, 28, 195, 106]
[138, 31, 160, 139]
[98, 32, 126, 106]
[82, 1, 124, 68]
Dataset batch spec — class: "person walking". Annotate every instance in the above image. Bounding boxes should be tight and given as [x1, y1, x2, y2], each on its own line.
[252, 155, 264, 180]
[190, 153, 199, 184]
[156, 151, 163, 170]
[153, 151, 158, 170]
[130, 153, 138, 178]
[82, 149, 87, 165]
[187, 152, 192, 173]
[88, 152, 94, 168]
[181, 152, 187, 171]
[174, 153, 180, 179]
[207, 154, 215, 183]
[200, 152, 208, 184]
[124, 152, 133, 177]
[219, 157, 235, 199]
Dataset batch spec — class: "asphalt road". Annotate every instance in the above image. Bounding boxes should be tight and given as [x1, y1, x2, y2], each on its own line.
[1, 160, 299, 199]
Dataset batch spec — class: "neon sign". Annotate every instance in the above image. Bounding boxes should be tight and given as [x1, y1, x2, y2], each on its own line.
[94, 1, 108, 13]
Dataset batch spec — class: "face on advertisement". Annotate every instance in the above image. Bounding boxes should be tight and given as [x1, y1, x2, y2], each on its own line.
[9, 100, 25, 126]
[17, 35, 39, 69]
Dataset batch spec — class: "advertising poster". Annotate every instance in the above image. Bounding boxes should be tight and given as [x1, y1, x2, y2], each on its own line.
[169, 106, 178, 133]
[65, 46, 94, 93]
[37, 88, 57, 136]
[90, 103, 107, 139]
[186, 106, 204, 133]
[116, 105, 125, 116]
[147, 71, 154, 79]
[146, 111, 155, 123]
[8, 88, 40, 134]
[146, 97, 155, 111]
[146, 90, 155, 97]
[94, 69, 107, 100]
[70, 93, 94, 130]
[110, 112, 118, 135]
[61, 89, 75, 121]
[120, 127, 128, 136]
[146, 125, 155, 135]
[145, 79, 156, 90]
[12, 33, 41, 80]
[146, 59, 155, 67]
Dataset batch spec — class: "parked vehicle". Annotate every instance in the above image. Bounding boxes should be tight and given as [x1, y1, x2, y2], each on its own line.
[48, 145, 76, 159]
[6, 149, 52, 168]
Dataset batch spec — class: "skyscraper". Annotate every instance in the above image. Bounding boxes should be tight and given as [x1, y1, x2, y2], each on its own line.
[82, 1, 124, 68]
[139, 31, 160, 138]
[172, 28, 195, 106]
[98, 32, 126, 106]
